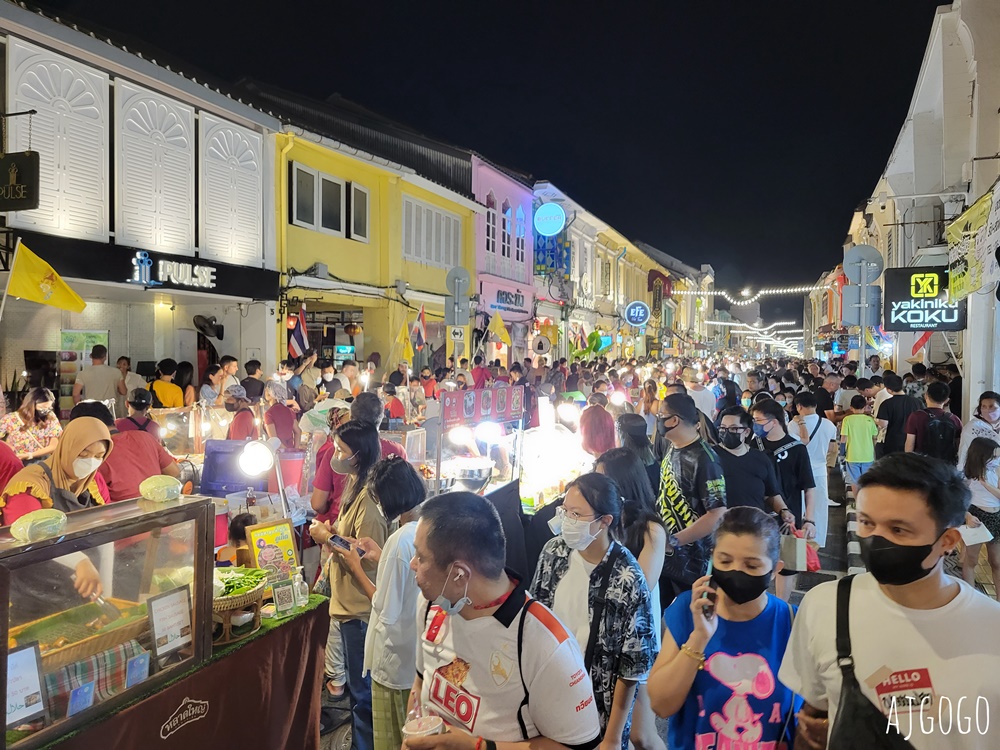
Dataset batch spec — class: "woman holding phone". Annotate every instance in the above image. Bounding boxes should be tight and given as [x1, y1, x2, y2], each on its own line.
[647, 506, 801, 750]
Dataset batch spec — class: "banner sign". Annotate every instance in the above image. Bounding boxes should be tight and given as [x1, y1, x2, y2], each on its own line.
[441, 386, 524, 429]
[0, 151, 40, 211]
[479, 278, 534, 322]
[946, 180, 1000, 301]
[882, 266, 967, 332]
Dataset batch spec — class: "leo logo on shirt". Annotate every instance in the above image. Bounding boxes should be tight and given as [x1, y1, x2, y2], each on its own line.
[429, 658, 481, 731]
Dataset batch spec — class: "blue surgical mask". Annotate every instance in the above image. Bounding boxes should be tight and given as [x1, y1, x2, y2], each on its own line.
[741, 398, 752, 408]
[433, 563, 471, 616]
[753, 421, 770, 438]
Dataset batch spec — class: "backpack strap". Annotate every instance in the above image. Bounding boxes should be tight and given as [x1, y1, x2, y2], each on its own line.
[835, 575, 856, 677]
[808, 417, 823, 442]
[127, 416, 149, 432]
[516, 598, 534, 741]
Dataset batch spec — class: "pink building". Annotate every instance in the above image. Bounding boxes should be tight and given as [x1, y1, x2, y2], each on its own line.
[471, 155, 536, 365]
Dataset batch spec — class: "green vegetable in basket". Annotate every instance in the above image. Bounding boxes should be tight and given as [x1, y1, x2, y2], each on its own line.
[213, 567, 268, 598]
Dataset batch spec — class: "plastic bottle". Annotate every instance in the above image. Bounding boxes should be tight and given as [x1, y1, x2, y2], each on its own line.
[292, 566, 309, 609]
[245, 486, 257, 508]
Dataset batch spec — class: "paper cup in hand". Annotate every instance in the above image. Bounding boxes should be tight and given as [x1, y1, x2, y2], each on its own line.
[402, 715, 444, 738]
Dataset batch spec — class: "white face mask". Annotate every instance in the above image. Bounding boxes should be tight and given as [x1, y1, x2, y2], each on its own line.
[322, 373, 335, 382]
[72, 457, 103, 478]
[561, 515, 600, 551]
[433, 563, 472, 616]
[280, 373, 293, 382]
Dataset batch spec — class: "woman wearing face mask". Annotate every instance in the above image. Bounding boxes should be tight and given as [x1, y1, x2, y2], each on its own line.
[594, 449, 667, 750]
[739, 389, 753, 410]
[0, 417, 112, 622]
[531, 473, 657, 750]
[0, 387, 62, 463]
[199, 364, 225, 407]
[960, 437, 1000, 597]
[262, 380, 299, 450]
[307, 420, 386, 750]
[648, 507, 800, 749]
[957, 390, 1000, 469]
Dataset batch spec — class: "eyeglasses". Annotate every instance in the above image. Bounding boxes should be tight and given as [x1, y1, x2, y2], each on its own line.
[659, 413, 677, 421]
[718, 426, 747, 434]
[555, 506, 599, 522]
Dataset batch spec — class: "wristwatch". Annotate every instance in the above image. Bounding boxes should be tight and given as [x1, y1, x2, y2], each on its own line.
[802, 519, 815, 526]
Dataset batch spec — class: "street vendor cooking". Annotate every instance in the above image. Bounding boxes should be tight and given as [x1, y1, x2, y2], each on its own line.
[0, 417, 113, 623]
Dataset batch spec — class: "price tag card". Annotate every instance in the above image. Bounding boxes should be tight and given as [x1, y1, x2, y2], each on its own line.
[6, 643, 48, 729]
[126, 652, 151, 689]
[148, 585, 194, 660]
[67, 681, 95, 717]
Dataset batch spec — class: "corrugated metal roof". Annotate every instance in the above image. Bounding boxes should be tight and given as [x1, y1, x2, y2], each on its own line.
[237, 79, 476, 199]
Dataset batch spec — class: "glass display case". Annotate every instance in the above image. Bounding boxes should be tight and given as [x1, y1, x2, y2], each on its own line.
[0, 496, 213, 749]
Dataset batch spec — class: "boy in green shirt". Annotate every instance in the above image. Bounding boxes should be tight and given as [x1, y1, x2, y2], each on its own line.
[840, 394, 878, 494]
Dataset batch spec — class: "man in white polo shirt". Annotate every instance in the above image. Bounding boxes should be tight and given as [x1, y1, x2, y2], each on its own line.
[405, 492, 600, 750]
[780, 454, 1000, 749]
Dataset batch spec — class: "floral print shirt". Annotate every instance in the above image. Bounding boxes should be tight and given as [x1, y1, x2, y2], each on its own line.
[531, 538, 657, 749]
[0, 412, 62, 457]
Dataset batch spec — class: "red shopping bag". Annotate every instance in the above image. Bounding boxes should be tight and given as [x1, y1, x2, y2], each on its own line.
[793, 529, 822, 572]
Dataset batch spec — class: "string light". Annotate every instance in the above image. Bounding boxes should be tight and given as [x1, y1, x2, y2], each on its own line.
[672, 284, 832, 306]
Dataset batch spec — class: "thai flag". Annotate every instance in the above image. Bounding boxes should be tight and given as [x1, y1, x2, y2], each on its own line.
[288, 303, 309, 358]
[412, 304, 427, 351]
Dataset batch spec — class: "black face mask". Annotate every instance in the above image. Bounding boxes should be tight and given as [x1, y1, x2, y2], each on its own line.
[720, 431, 745, 449]
[712, 568, 772, 605]
[656, 416, 678, 437]
[860, 534, 941, 586]
[224, 402, 238, 413]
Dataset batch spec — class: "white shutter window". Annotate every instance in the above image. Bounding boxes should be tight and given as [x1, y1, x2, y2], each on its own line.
[7, 38, 109, 241]
[401, 195, 462, 269]
[200, 113, 262, 264]
[116, 80, 195, 254]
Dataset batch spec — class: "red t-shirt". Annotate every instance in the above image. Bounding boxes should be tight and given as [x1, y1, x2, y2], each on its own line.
[312, 438, 408, 523]
[227, 408, 259, 442]
[263, 403, 296, 450]
[471, 366, 491, 390]
[904, 407, 963, 453]
[115, 416, 162, 441]
[98, 431, 177, 503]
[422, 378, 438, 399]
[387, 397, 406, 420]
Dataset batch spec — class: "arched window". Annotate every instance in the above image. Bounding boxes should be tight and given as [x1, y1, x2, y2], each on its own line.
[515, 205, 526, 264]
[501, 199, 512, 259]
[485, 192, 497, 254]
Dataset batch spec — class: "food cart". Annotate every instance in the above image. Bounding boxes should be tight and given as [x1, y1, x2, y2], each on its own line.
[0, 497, 327, 749]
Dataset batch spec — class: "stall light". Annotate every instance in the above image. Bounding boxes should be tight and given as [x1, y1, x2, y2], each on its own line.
[20, 371, 26, 377]
[200, 421, 211, 435]
[238, 438, 290, 518]
[474, 421, 503, 444]
[219, 418, 230, 427]
[609, 391, 627, 406]
[253, 417, 262, 426]
[448, 426, 474, 446]
[556, 403, 581, 425]
[440, 380, 459, 392]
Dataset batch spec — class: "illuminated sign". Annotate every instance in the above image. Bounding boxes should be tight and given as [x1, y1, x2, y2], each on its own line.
[533, 202, 566, 237]
[883, 267, 966, 332]
[624, 300, 651, 327]
[127, 251, 217, 290]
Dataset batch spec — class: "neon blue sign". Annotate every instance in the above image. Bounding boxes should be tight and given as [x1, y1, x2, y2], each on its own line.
[624, 301, 651, 327]
[533, 203, 566, 237]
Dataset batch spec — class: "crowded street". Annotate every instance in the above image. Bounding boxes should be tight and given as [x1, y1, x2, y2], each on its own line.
[0, 1, 999, 749]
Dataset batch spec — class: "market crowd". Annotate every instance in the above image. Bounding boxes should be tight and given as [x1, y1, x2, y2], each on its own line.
[3, 345, 1000, 749]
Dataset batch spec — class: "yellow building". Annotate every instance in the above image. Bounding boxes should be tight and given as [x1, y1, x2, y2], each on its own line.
[272, 133, 478, 374]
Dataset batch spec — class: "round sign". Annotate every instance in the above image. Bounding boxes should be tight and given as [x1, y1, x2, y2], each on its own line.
[623, 300, 651, 327]
[533, 203, 567, 237]
[532, 336, 552, 355]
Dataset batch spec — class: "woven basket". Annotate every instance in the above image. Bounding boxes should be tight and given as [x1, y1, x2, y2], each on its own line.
[212, 579, 267, 612]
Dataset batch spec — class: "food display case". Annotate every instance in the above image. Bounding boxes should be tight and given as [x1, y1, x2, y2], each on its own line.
[1, 497, 213, 749]
[421, 386, 525, 497]
[518, 423, 592, 513]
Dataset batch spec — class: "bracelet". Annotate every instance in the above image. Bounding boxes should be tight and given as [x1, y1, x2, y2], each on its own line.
[802, 519, 815, 525]
[475, 738, 484, 750]
[679, 643, 705, 670]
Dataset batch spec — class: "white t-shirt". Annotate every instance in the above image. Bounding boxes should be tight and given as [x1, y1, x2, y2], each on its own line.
[779, 573, 1000, 749]
[688, 386, 717, 419]
[797, 414, 838, 469]
[552, 551, 596, 653]
[967, 479, 1000, 512]
[416, 590, 600, 744]
[364, 521, 419, 689]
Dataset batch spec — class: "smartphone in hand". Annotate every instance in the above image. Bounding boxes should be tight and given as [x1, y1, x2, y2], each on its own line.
[330, 534, 366, 557]
[701, 560, 717, 620]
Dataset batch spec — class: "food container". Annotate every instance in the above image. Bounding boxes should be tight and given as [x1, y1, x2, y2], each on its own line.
[402, 715, 444, 738]
[139, 475, 183, 502]
[10, 508, 68, 542]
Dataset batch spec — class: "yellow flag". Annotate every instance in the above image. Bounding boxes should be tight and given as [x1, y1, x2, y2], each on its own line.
[488, 312, 512, 347]
[396, 320, 414, 362]
[6, 241, 86, 313]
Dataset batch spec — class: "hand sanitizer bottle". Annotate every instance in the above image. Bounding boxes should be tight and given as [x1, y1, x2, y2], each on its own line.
[292, 567, 309, 609]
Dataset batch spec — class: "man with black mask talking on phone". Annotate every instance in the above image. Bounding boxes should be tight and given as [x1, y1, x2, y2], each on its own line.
[656, 394, 727, 606]
[780, 454, 1000, 749]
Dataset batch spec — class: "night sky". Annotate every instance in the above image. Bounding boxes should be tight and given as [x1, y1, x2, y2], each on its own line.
[39, 0, 947, 321]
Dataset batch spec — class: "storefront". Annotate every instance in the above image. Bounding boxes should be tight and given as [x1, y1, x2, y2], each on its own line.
[478, 276, 534, 366]
[0, 230, 280, 404]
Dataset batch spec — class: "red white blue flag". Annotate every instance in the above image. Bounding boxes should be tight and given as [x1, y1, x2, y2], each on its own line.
[412, 304, 427, 351]
[288, 303, 310, 358]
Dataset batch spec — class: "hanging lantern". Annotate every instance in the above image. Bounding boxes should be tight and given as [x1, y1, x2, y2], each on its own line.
[344, 322, 363, 337]
[286, 314, 298, 330]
